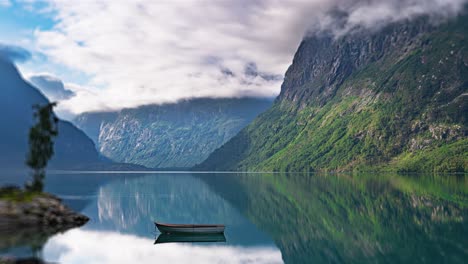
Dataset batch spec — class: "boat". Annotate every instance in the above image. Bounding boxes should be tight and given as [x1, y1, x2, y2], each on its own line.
[155, 222, 225, 234]
[154, 233, 226, 244]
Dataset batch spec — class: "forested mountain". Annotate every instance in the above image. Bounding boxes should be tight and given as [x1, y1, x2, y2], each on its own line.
[196, 12, 468, 172]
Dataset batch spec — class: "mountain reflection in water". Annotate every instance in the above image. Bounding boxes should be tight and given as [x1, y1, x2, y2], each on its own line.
[0, 171, 466, 264]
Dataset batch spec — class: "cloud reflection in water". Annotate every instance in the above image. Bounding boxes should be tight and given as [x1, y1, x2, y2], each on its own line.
[43, 229, 283, 264]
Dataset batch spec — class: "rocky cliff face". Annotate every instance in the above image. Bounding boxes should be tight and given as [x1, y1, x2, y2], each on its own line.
[74, 98, 272, 168]
[196, 13, 468, 172]
[279, 19, 434, 107]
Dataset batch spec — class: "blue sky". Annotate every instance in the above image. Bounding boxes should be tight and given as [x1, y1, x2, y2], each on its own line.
[0, 1, 53, 38]
[0, 1, 51, 68]
[0, 1, 92, 87]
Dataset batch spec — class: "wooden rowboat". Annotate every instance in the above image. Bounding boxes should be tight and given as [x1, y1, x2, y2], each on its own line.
[155, 222, 225, 234]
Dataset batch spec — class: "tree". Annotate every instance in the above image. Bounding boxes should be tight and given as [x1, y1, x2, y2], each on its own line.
[25, 103, 59, 192]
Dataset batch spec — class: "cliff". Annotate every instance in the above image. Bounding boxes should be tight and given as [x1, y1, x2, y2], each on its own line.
[74, 98, 272, 168]
[196, 13, 468, 172]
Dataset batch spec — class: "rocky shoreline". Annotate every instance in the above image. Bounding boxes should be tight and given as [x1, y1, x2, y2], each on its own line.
[0, 191, 89, 263]
[0, 192, 88, 230]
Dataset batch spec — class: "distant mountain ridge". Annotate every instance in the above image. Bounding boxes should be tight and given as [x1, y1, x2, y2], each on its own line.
[0, 56, 106, 169]
[196, 12, 468, 172]
[74, 98, 272, 168]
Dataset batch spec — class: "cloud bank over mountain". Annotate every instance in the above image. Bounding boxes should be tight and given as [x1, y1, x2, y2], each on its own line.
[27, 0, 468, 113]
[309, 0, 467, 36]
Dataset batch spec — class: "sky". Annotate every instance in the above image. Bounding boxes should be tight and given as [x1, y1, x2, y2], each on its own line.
[0, 0, 467, 117]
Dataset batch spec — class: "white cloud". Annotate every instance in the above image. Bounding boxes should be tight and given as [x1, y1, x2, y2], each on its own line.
[28, 0, 468, 113]
[0, 0, 11, 8]
[43, 229, 284, 264]
[28, 73, 76, 101]
[313, 0, 468, 36]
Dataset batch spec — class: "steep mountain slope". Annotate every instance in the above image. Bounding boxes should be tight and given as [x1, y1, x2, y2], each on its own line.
[74, 98, 272, 168]
[196, 13, 468, 172]
[0, 57, 101, 169]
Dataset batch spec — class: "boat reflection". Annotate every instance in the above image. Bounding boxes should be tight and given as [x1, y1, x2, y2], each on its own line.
[155, 233, 226, 244]
[41, 229, 283, 263]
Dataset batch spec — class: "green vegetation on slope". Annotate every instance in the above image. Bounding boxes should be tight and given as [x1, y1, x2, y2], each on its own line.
[196, 14, 468, 172]
[0, 186, 40, 202]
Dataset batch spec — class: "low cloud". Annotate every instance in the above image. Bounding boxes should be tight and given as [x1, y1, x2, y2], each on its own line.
[27, 0, 468, 113]
[28, 74, 76, 101]
[310, 0, 468, 37]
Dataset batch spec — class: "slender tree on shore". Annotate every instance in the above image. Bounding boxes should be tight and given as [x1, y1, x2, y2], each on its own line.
[25, 103, 58, 192]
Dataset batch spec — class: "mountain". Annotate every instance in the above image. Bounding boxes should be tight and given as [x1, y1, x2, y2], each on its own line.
[196, 13, 468, 172]
[74, 98, 272, 168]
[0, 56, 101, 169]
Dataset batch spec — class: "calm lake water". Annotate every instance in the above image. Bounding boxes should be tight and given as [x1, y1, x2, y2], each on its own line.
[0, 171, 467, 263]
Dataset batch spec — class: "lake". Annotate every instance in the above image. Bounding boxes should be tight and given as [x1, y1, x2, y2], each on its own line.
[0, 171, 467, 263]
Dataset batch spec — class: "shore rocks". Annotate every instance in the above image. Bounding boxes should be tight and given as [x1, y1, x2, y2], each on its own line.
[0, 192, 89, 230]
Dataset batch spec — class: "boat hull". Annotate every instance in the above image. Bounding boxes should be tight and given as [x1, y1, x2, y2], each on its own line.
[155, 222, 225, 234]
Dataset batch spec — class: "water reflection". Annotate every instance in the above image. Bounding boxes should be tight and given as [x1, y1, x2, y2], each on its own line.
[197, 173, 468, 263]
[0, 226, 51, 259]
[0, 171, 466, 263]
[154, 233, 226, 244]
[83, 173, 275, 246]
[43, 229, 283, 264]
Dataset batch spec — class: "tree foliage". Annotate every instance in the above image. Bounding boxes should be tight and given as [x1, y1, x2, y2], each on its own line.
[25, 103, 58, 192]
